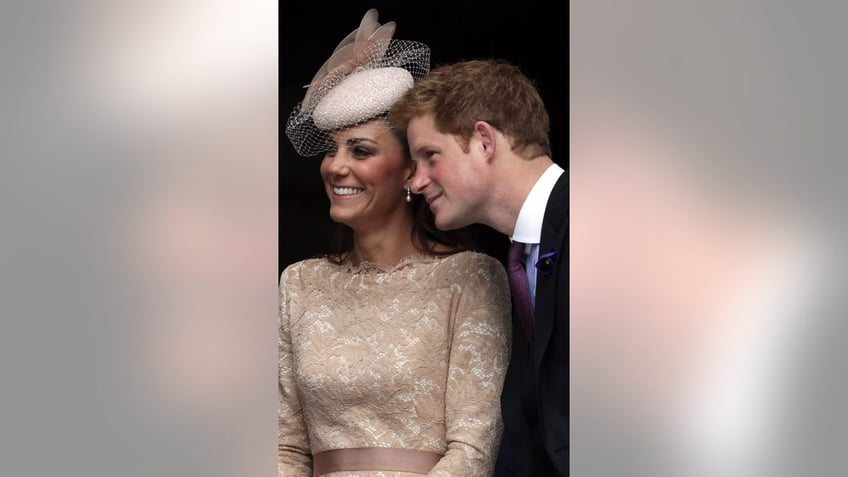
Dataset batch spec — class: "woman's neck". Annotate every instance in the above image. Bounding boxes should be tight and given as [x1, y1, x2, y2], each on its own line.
[350, 217, 420, 268]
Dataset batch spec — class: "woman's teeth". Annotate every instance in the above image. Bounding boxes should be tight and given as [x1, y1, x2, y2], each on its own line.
[333, 187, 364, 196]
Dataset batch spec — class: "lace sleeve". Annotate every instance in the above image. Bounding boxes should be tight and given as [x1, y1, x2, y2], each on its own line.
[429, 254, 512, 476]
[279, 267, 312, 476]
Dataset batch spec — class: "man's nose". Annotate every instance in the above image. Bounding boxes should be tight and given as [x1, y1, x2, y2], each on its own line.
[410, 165, 430, 193]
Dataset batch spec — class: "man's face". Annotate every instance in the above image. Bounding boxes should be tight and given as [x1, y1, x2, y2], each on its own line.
[407, 114, 488, 230]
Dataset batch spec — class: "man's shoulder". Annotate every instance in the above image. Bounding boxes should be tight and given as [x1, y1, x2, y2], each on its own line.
[542, 170, 568, 227]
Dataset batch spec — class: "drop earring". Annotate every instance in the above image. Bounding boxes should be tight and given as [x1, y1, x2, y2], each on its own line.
[405, 187, 412, 203]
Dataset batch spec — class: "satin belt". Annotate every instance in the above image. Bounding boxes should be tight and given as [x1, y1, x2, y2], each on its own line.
[312, 447, 442, 476]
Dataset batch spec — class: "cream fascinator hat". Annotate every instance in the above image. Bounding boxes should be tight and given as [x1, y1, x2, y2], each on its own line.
[285, 9, 430, 156]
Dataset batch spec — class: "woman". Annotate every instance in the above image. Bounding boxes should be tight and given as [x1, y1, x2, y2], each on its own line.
[279, 9, 512, 477]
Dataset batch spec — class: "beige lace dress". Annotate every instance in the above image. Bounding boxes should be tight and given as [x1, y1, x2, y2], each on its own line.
[279, 251, 512, 476]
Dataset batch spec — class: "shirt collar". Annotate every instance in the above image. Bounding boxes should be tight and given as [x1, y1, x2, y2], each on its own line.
[510, 163, 565, 244]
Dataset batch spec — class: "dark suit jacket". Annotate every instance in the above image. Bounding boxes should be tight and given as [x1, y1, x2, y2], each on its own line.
[496, 171, 568, 476]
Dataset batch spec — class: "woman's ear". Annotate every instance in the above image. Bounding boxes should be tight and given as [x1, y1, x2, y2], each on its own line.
[403, 159, 416, 184]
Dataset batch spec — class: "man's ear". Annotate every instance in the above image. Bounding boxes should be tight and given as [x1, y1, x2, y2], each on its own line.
[473, 120, 497, 162]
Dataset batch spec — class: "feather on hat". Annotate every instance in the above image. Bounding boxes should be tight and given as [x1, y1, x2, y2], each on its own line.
[285, 9, 430, 156]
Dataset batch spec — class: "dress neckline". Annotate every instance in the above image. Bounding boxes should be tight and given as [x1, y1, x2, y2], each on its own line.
[339, 251, 463, 274]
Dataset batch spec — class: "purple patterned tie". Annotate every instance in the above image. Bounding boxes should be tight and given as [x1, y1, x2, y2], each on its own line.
[507, 241, 535, 342]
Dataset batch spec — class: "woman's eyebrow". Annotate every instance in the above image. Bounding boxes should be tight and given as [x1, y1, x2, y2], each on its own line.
[345, 137, 379, 147]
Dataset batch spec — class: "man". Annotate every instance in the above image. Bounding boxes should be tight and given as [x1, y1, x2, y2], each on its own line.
[390, 59, 567, 476]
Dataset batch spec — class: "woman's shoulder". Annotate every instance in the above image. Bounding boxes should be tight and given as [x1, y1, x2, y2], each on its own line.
[442, 250, 504, 267]
[279, 257, 333, 286]
[433, 250, 507, 280]
[437, 251, 510, 306]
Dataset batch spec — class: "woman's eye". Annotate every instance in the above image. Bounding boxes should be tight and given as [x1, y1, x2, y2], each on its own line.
[353, 147, 373, 158]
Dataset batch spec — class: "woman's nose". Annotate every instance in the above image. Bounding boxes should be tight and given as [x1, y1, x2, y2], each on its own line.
[323, 153, 349, 177]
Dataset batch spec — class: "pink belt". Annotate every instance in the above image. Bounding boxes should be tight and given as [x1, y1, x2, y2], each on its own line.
[312, 447, 442, 475]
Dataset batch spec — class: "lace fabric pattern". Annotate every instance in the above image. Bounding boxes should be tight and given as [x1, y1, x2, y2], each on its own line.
[279, 251, 512, 476]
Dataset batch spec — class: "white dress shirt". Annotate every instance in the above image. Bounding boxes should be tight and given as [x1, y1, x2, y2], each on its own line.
[510, 163, 565, 304]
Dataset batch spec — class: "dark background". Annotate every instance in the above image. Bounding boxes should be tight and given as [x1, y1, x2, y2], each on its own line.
[280, 1, 567, 272]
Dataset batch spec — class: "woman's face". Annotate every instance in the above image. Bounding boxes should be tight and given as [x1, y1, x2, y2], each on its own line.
[319, 119, 414, 232]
